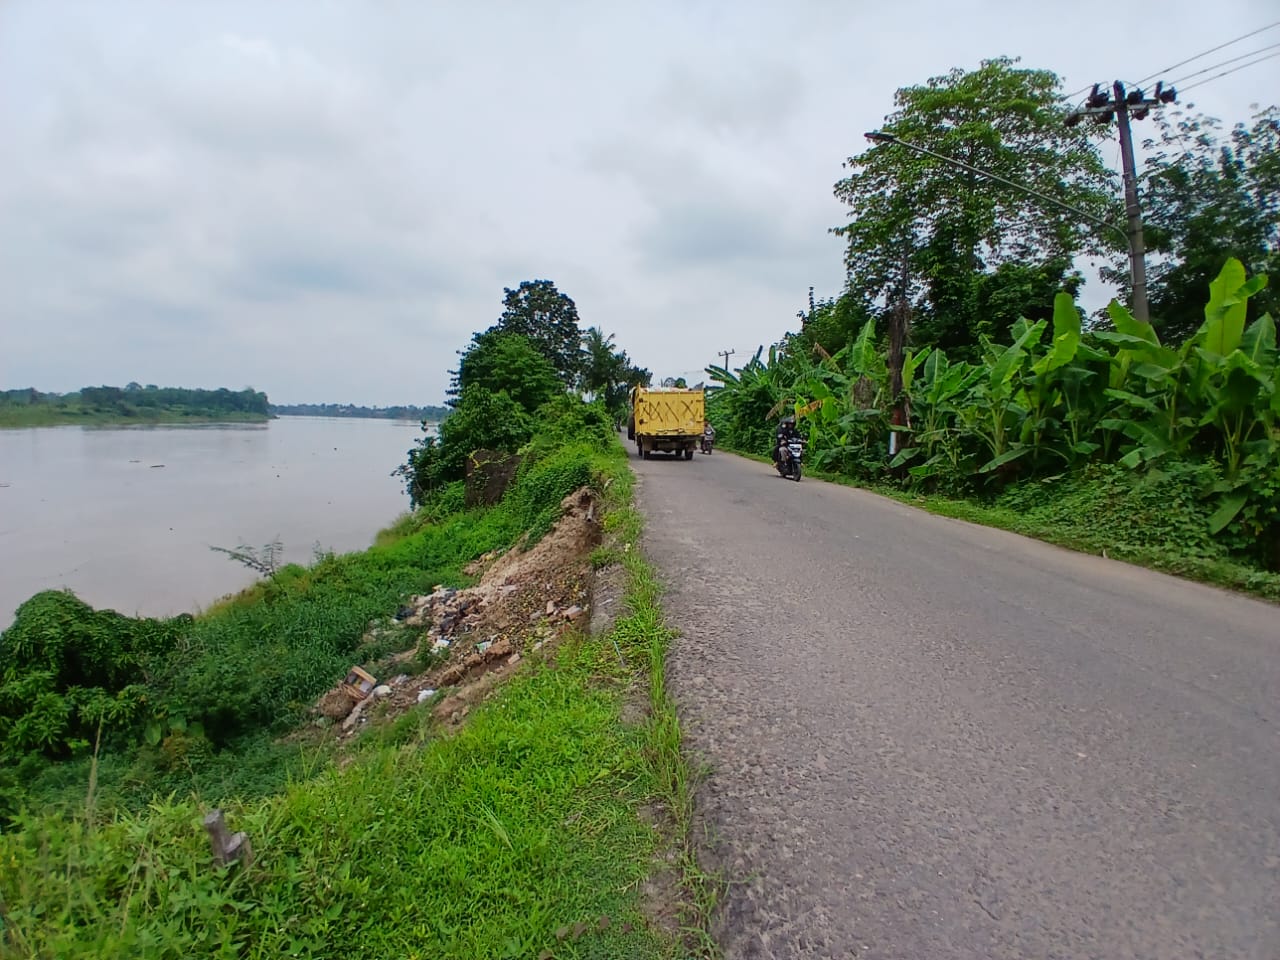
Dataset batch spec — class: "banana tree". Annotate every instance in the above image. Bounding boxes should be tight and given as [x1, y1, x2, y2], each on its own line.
[1014, 292, 1089, 467]
[967, 318, 1046, 474]
[891, 348, 983, 482]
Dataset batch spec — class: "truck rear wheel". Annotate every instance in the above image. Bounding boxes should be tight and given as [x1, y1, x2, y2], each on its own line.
[684, 447, 694, 460]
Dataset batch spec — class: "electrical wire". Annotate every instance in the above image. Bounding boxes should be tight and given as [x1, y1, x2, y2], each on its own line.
[1063, 20, 1280, 104]
[1178, 49, 1280, 94]
[1062, 82, 1098, 102]
[1167, 41, 1280, 87]
[1134, 19, 1280, 85]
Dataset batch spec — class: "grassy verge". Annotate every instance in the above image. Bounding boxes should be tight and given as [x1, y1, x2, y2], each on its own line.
[0, 440, 712, 959]
[874, 482, 1280, 602]
[596, 462, 721, 956]
[718, 444, 1280, 603]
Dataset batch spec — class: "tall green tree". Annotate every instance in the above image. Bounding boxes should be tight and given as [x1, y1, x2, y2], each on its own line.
[832, 57, 1114, 356]
[578, 326, 653, 422]
[492, 279, 583, 383]
[1129, 105, 1280, 343]
[783, 289, 871, 361]
[450, 331, 562, 412]
[579, 326, 625, 398]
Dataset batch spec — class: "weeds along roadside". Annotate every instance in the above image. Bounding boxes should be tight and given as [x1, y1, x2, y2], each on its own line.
[0, 439, 717, 960]
[718, 447, 1280, 603]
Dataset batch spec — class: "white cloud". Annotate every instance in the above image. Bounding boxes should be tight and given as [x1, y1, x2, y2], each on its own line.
[1, 0, 1276, 402]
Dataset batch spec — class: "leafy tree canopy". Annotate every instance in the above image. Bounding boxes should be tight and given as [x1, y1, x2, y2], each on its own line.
[491, 279, 583, 383]
[452, 331, 562, 412]
[579, 326, 651, 421]
[833, 56, 1114, 355]
[1129, 105, 1280, 343]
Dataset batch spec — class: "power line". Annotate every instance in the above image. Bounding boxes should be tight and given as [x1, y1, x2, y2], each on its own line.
[1135, 19, 1280, 85]
[1167, 41, 1280, 87]
[1179, 49, 1280, 94]
[864, 132, 1126, 240]
[1062, 20, 1280, 103]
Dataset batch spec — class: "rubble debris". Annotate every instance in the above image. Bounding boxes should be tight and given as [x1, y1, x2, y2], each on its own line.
[342, 697, 373, 731]
[315, 485, 602, 740]
[316, 687, 357, 720]
[341, 666, 377, 702]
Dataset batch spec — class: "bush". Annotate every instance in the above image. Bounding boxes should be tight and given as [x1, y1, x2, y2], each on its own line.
[993, 461, 1232, 561]
[528, 395, 615, 452]
[398, 387, 534, 505]
[0, 593, 187, 759]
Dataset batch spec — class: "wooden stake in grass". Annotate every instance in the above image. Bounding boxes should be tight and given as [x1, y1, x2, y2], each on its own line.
[203, 809, 253, 868]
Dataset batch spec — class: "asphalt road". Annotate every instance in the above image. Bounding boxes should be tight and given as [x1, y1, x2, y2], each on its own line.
[632, 443, 1280, 960]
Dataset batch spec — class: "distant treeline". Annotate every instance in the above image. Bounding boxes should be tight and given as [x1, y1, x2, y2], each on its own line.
[1, 384, 270, 426]
[270, 403, 449, 421]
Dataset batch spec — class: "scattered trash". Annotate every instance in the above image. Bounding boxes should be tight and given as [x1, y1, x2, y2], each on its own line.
[341, 666, 378, 702]
[341, 697, 372, 731]
[315, 486, 602, 739]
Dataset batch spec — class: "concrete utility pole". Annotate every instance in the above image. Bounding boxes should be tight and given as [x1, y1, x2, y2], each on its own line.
[717, 349, 736, 370]
[1113, 81, 1149, 323]
[1067, 80, 1178, 324]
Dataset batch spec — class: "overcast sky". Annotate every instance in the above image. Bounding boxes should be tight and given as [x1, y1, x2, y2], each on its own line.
[2, 1, 1277, 405]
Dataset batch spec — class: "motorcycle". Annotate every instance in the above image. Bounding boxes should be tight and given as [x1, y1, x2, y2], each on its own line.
[775, 438, 804, 481]
[700, 432, 714, 454]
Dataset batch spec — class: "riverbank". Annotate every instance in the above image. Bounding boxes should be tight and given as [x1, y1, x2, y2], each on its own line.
[0, 422, 709, 958]
[0, 408, 270, 428]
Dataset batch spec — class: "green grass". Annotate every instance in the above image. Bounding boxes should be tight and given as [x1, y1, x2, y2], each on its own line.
[0, 438, 713, 959]
[714, 443, 1280, 603]
[792, 460, 1280, 603]
[598, 466, 722, 956]
[881, 483, 1280, 602]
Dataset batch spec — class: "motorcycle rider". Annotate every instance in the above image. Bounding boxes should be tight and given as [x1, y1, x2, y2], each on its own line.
[772, 416, 800, 465]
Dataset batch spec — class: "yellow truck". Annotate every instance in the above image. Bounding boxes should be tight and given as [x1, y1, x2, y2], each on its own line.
[627, 386, 706, 460]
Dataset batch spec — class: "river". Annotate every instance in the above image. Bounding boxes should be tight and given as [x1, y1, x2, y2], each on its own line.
[0, 416, 428, 627]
